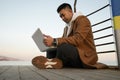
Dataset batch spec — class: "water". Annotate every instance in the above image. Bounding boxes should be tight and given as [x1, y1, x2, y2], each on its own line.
[0, 61, 32, 66]
[0, 61, 117, 66]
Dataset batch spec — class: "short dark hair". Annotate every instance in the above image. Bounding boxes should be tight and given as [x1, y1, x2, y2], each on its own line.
[57, 3, 72, 13]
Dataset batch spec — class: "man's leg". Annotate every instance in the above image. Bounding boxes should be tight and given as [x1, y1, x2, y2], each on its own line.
[57, 43, 83, 68]
[46, 48, 57, 59]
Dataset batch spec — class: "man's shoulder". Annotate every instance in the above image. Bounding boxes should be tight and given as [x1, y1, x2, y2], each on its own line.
[74, 15, 89, 22]
[76, 15, 87, 19]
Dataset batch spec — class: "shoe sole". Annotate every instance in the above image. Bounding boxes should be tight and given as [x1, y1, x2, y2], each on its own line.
[32, 56, 63, 69]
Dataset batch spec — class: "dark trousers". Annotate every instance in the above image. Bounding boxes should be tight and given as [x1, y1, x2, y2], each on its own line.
[46, 43, 83, 68]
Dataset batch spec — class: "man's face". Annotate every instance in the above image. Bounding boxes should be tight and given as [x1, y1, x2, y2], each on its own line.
[59, 8, 73, 23]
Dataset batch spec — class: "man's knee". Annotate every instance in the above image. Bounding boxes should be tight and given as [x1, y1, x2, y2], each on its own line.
[57, 43, 76, 57]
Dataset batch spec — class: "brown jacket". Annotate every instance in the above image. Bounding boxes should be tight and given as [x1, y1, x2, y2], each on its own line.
[57, 16, 108, 69]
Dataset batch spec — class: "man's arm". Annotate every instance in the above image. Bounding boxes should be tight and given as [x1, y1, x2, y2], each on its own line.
[57, 16, 92, 47]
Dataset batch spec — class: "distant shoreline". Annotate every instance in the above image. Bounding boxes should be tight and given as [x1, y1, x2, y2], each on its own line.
[0, 56, 21, 61]
[0, 61, 32, 65]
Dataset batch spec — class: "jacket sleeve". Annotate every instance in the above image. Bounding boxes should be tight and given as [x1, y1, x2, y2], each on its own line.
[57, 16, 92, 47]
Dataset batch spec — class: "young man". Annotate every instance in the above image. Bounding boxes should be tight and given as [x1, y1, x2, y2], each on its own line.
[32, 3, 108, 69]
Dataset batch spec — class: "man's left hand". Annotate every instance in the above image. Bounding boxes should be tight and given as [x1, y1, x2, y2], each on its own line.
[43, 34, 53, 47]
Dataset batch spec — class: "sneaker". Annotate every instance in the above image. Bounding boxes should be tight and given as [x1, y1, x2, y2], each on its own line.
[32, 56, 63, 69]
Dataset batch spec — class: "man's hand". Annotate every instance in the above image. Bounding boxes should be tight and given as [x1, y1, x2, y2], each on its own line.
[43, 34, 53, 47]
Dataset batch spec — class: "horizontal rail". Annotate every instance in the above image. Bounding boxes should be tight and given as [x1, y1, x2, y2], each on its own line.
[97, 50, 116, 54]
[92, 18, 112, 27]
[93, 26, 112, 33]
[94, 34, 113, 40]
[86, 4, 110, 17]
[95, 42, 114, 47]
[85, 3, 116, 55]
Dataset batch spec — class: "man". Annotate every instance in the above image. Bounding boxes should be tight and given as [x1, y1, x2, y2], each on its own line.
[32, 3, 108, 69]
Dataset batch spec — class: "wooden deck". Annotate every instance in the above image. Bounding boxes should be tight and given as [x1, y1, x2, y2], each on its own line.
[0, 66, 120, 80]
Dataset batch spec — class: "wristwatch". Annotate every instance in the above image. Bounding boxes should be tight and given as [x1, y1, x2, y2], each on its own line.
[52, 38, 57, 47]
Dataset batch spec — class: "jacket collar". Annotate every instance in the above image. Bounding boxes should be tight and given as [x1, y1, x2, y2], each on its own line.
[66, 12, 83, 36]
[66, 12, 83, 27]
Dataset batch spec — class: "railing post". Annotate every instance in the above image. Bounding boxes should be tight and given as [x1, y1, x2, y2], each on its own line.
[109, 0, 120, 69]
[114, 31, 120, 69]
[74, 0, 77, 13]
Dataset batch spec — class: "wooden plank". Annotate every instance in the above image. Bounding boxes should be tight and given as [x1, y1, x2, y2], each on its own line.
[76, 69, 120, 80]
[0, 66, 20, 80]
[29, 66, 74, 80]
[46, 69, 92, 80]
[94, 69, 120, 77]
[0, 66, 120, 80]
[0, 66, 10, 74]
[46, 69, 120, 80]
[18, 66, 47, 80]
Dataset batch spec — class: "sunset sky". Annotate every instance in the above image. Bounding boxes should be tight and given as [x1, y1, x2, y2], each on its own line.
[0, 0, 118, 65]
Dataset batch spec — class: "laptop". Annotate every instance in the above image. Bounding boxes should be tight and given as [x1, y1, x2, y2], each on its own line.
[32, 28, 56, 52]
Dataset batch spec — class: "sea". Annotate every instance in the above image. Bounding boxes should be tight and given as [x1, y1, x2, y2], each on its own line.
[0, 61, 32, 66]
[0, 61, 118, 66]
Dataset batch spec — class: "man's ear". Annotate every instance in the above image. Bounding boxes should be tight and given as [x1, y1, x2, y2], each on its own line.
[68, 8, 73, 13]
[65, 7, 72, 13]
[70, 9, 73, 13]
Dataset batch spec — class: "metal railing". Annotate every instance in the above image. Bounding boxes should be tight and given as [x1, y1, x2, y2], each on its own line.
[86, 4, 118, 67]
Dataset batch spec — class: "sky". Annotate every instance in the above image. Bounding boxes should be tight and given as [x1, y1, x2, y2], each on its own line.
[0, 0, 118, 65]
